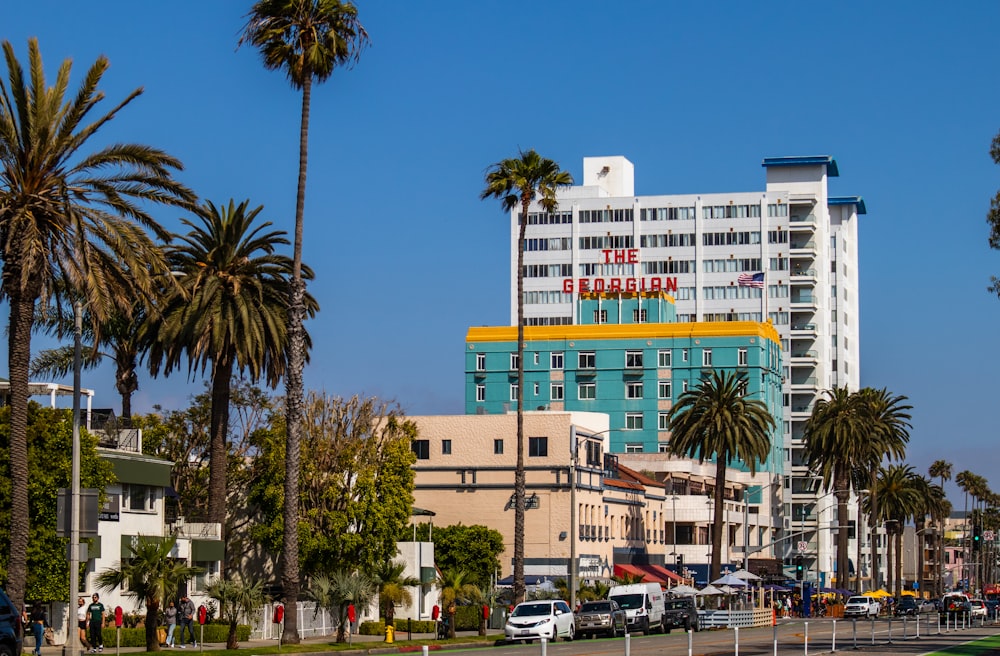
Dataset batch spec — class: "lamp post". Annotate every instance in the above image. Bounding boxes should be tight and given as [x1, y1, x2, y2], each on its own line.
[671, 495, 679, 568]
[65, 302, 83, 656]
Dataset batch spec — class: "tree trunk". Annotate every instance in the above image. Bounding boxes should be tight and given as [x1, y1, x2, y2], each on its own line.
[710, 459, 726, 581]
[208, 358, 232, 533]
[834, 470, 850, 590]
[145, 602, 161, 651]
[855, 503, 863, 592]
[512, 200, 529, 605]
[870, 486, 880, 590]
[894, 531, 903, 597]
[886, 531, 894, 593]
[227, 619, 239, 650]
[6, 288, 33, 609]
[281, 69, 313, 648]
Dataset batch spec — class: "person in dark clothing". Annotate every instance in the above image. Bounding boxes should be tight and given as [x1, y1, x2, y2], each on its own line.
[29, 604, 46, 656]
[87, 594, 105, 653]
[178, 595, 196, 648]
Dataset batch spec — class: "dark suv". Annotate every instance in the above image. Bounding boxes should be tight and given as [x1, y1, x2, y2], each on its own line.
[574, 600, 625, 639]
[663, 596, 699, 633]
[0, 588, 22, 656]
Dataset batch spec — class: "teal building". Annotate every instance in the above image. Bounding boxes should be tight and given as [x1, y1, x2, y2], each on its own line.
[465, 291, 783, 475]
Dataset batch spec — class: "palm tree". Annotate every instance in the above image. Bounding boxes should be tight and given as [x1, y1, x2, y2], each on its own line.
[148, 200, 309, 542]
[956, 469, 976, 589]
[870, 465, 922, 596]
[666, 370, 776, 581]
[0, 38, 195, 607]
[373, 560, 418, 627]
[929, 460, 953, 595]
[240, 4, 369, 641]
[609, 571, 645, 585]
[480, 149, 572, 602]
[308, 570, 376, 643]
[206, 576, 266, 649]
[436, 568, 477, 639]
[95, 536, 201, 651]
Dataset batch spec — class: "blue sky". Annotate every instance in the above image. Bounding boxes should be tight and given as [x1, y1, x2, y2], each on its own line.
[4, 2, 999, 501]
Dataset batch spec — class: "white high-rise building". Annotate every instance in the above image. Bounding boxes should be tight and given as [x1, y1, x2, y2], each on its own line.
[507, 155, 867, 585]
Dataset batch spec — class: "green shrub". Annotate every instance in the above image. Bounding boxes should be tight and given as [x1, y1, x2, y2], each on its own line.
[380, 618, 436, 633]
[96, 624, 251, 647]
[358, 620, 384, 636]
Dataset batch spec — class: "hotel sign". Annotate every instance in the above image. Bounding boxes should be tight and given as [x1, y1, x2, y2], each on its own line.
[562, 249, 678, 294]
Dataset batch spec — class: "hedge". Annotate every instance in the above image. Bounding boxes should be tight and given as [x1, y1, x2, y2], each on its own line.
[94, 624, 251, 647]
[359, 619, 437, 635]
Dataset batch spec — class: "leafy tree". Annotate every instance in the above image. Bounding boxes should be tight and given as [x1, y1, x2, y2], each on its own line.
[249, 394, 416, 579]
[0, 38, 195, 607]
[610, 571, 644, 585]
[0, 405, 116, 601]
[436, 568, 477, 639]
[95, 536, 201, 651]
[240, 2, 369, 642]
[373, 560, 418, 627]
[407, 523, 504, 589]
[867, 464, 921, 596]
[480, 149, 573, 603]
[307, 570, 375, 643]
[148, 199, 308, 540]
[667, 370, 775, 581]
[206, 575, 266, 649]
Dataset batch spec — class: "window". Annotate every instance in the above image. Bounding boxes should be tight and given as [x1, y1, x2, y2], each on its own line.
[476, 384, 485, 402]
[658, 442, 671, 453]
[533, 382, 540, 395]
[551, 383, 564, 400]
[510, 384, 518, 401]
[632, 309, 647, 322]
[494, 439, 504, 455]
[551, 352, 564, 369]
[412, 440, 429, 460]
[658, 381, 672, 399]
[442, 439, 452, 455]
[738, 348, 748, 366]
[193, 561, 220, 592]
[625, 443, 643, 453]
[123, 484, 155, 512]
[475, 352, 485, 371]
[626, 382, 644, 399]
[579, 352, 596, 369]
[658, 350, 672, 367]
[625, 413, 644, 430]
[682, 380, 689, 392]
[702, 349, 712, 366]
[578, 383, 596, 400]
[593, 309, 608, 324]
[529, 436, 548, 457]
[625, 350, 643, 368]
[658, 412, 670, 430]
[682, 349, 689, 362]
[510, 353, 519, 370]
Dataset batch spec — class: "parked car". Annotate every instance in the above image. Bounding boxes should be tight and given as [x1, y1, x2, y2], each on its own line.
[609, 582, 666, 635]
[843, 595, 881, 618]
[0, 587, 21, 656]
[505, 600, 575, 643]
[969, 599, 987, 618]
[663, 596, 700, 633]
[942, 593, 972, 616]
[574, 600, 625, 639]
[894, 597, 935, 616]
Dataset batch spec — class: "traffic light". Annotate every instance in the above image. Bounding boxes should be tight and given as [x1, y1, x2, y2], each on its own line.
[676, 554, 684, 567]
[973, 525, 982, 552]
[795, 557, 804, 581]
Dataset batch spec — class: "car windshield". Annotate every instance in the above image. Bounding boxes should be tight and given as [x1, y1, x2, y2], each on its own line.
[971, 600, 985, 608]
[665, 600, 692, 610]
[898, 599, 916, 607]
[580, 602, 612, 612]
[610, 594, 643, 610]
[847, 597, 869, 604]
[512, 603, 553, 617]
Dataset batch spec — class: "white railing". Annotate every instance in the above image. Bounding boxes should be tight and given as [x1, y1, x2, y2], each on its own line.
[698, 608, 773, 628]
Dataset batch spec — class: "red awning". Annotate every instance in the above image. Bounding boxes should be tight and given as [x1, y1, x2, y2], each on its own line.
[644, 564, 685, 583]
[613, 564, 684, 587]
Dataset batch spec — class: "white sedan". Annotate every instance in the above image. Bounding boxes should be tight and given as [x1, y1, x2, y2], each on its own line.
[505, 600, 575, 643]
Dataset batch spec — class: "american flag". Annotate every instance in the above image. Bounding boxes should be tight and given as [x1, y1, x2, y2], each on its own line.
[738, 272, 765, 288]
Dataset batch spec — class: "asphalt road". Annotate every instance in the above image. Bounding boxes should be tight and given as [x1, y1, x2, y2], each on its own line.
[483, 617, 1000, 656]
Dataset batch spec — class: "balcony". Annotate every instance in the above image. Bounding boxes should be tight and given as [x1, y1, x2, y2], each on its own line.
[789, 214, 818, 227]
[791, 350, 818, 364]
[790, 268, 818, 284]
[790, 323, 818, 337]
[790, 238, 819, 255]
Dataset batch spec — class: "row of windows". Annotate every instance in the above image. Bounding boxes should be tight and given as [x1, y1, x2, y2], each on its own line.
[643, 260, 695, 274]
[524, 316, 572, 326]
[703, 231, 761, 246]
[701, 286, 764, 300]
[703, 204, 762, 219]
[524, 237, 572, 251]
[640, 206, 696, 221]
[579, 208, 634, 223]
[412, 435, 549, 459]
[526, 211, 573, 225]
[767, 204, 789, 217]
[523, 291, 573, 304]
[523, 263, 572, 278]
[579, 235, 634, 250]
[479, 346, 762, 373]
[703, 312, 761, 322]
[641, 233, 697, 248]
[703, 258, 762, 273]
[579, 263, 635, 276]
[769, 230, 788, 243]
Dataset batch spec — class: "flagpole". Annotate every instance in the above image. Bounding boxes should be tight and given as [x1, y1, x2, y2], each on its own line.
[761, 267, 768, 323]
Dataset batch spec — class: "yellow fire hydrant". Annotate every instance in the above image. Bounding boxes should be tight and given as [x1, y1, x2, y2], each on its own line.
[384, 624, 394, 643]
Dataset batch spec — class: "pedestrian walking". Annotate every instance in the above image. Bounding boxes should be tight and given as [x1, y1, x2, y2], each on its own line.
[178, 595, 196, 648]
[29, 603, 46, 656]
[164, 601, 177, 648]
[77, 598, 92, 652]
[87, 593, 105, 653]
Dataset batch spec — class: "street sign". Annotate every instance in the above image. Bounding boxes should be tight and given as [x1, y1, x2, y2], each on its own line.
[797, 541, 808, 553]
[984, 530, 995, 541]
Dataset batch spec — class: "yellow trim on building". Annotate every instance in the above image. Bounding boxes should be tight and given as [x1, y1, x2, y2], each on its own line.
[467, 321, 781, 348]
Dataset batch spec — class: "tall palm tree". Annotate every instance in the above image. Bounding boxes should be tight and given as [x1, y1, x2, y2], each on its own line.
[928, 460, 953, 595]
[956, 470, 976, 589]
[95, 536, 201, 652]
[480, 149, 572, 603]
[373, 560, 419, 627]
[148, 200, 311, 538]
[666, 370, 776, 581]
[0, 38, 195, 607]
[240, 4, 369, 641]
[870, 465, 922, 596]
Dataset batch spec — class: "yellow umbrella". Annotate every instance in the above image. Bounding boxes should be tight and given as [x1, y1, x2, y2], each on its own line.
[899, 590, 916, 597]
[865, 589, 891, 598]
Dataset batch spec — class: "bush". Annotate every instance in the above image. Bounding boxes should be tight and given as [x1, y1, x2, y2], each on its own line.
[381, 618, 436, 633]
[95, 625, 251, 647]
[358, 620, 384, 636]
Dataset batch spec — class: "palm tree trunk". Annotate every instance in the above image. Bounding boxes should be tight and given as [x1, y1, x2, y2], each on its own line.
[894, 531, 903, 597]
[145, 601, 161, 651]
[710, 459, 726, 581]
[886, 531, 894, 593]
[870, 486, 880, 590]
[208, 358, 233, 536]
[834, 470, 850, 589]
[6, 289, 33, 609]
[280, 71, 313, 647]
[856, 503, 863, 591]
[512, 200, 528, 605]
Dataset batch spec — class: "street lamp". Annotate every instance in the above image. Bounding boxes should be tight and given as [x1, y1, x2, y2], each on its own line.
[670, 495, 679, 568]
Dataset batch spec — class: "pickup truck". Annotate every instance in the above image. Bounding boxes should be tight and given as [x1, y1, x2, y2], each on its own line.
[843, 595, 881, 618]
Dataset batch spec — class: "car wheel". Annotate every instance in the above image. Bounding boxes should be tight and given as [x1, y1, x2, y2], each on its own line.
[564, 624, 575, 642]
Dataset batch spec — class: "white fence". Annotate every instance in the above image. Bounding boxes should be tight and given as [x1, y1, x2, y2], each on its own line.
[247, 601, 343, 640]
[698, 608, 773, 629]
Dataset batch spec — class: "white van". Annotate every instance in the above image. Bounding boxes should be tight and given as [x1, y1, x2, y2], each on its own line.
[609, 582, 665, 634]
